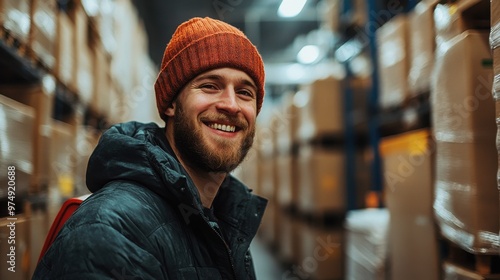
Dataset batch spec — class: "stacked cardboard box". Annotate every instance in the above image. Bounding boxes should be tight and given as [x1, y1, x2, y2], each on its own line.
[2, 0, 31, 45]
[30, 0, 56, 69]
[408, 0, 438, 95]
[0, 94, 34, 197]
[345, 208, 389, 280]
[296, 77, 343, 141]
[55, 11, 74, 89]
[432, 31, 498, 254]
[296, 224, 344, 280]
[380, 129, 440, 280]
[0, 82, 54, 192]
[376, 14, 409, 109]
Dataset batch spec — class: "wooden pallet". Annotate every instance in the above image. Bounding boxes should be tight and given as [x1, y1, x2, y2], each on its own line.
[443, 240, 500, 275]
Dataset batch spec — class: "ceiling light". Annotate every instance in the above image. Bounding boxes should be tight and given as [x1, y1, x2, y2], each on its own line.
[297, 45, 320, 64]
[278, 0, 307, 18]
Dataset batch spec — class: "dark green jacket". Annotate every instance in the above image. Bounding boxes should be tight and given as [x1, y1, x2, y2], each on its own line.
[33, 122, 267, 279]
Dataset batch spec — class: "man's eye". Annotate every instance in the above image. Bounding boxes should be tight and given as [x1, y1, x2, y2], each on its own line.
[201, 84, 217, 90]
[239, 90, 254, 98]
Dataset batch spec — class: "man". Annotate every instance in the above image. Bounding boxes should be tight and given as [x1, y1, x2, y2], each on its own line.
[33, 17, 267, 279]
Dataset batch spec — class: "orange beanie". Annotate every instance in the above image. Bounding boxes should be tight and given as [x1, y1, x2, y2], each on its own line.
[154, 17, 265, 122]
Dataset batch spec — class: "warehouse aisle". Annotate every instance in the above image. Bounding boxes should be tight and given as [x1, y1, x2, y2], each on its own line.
[250, 238, 285, 280]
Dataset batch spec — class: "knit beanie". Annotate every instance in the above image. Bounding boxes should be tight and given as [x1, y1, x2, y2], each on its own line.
[154, 17, 265, 122]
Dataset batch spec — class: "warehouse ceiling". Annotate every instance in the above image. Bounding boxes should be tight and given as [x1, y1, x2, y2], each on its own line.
[132, 0, 322, 66]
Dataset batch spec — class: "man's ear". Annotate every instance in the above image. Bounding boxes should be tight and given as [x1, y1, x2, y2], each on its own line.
[165, 101, 176, 117]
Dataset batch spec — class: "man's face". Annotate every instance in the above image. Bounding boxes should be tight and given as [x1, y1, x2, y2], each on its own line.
[166, 68, 258, 173]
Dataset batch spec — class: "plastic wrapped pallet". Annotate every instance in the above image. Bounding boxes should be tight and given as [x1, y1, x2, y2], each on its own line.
[345, 208, 389, 280]
[31, 0, 57, 69]
[408, 0, 438, 95]
[2, 0, 31, 45]
[0, 95, 34, 198]
[431, 31, 499, 254]
[380, 129, 440, 280]
[376, 14, 409, 109]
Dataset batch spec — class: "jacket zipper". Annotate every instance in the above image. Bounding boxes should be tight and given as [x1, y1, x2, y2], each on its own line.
[206, 217, 238, 280]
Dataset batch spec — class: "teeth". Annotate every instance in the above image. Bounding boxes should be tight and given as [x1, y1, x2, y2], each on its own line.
[209, 123, 236, 132]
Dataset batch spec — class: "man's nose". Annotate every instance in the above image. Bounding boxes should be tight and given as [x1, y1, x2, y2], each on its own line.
[216, 87, 241, 114]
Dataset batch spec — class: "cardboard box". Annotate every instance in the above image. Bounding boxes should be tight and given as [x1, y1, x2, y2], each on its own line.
[0, 83, 55, 191]
[49, 119, 76, 198]
[345, 208, 389, 280]
[2, 0, 31, 44]
[55, 11, 75, 88]
[0, 95, 34, 197]
[432, 31, 494, 144]
[408, 0, 438, 95]
[276, 154, 296, 207]
[298, 145, 345, 213]
[91, 43, 111, 115]
[297, 145, 370, 214]
[380, 129, 440, 280]
[435, 140, 499, 253]
[296, 77, 343, 141]
[493, 0, 500, 45]
[296, 223, 344, 280]
[30, 0, 57, 69]
[434, 1, 490, 50]
[443, 262, 500, 280]
[376, 14, 409, 108]
[74, 125, 99, 196]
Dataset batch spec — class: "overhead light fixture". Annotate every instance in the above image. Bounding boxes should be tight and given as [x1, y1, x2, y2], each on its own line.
[297, 45, 320, 64]
[278, 0, 307, 18]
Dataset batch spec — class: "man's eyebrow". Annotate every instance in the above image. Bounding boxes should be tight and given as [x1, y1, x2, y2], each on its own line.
[194, 74, 257, 91]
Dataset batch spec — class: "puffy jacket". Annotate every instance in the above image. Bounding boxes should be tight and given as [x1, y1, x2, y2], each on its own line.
[33, 121, 267, 279]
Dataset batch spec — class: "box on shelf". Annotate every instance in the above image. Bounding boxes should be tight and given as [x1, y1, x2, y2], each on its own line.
[55, 10, 75, 89]
[91, 43, 111, 115]
[432, 30, 498, 254]
[296, 77, 343, 141]
[376, 14, 409, 109]
[0, 81, 55, 192]
[297, 145, 345, 214]
[297, 145, 369, 214]
[0, 94, 34, 197]
[345, 208, 389, 280]
[296, 223, 344, 280]
[110, 0, 142, 93]
[49, 119, 76, 198]
[30, 0, 57, 69]
[432, 31, 494, 143]
[74, 125, 100, 196]
[2, 0, 31, 45]
[408, 0, 438, 95]
[381, 129, 440, 280]
[276, 153, 298, 208]
[434, 0, 490, 50]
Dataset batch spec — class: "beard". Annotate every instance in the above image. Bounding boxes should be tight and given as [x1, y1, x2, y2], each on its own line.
[172, 102, 255, 173]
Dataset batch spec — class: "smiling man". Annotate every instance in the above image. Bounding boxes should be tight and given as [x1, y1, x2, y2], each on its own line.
[34, 17, 267, 280]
